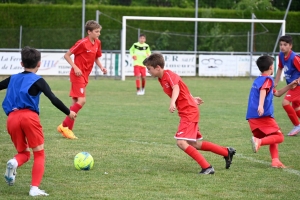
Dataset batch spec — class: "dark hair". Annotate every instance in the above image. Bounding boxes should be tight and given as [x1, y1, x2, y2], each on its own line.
[21, 46, 41, 69]
[139, 34, 146, 38]
[279, 35, 293, 45]
[85, 20, 102, 33]
[143, 53, 165, 69]
[256, 55, 274, 73]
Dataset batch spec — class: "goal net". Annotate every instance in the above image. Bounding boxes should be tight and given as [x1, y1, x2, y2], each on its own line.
[121, 16, 285, 81]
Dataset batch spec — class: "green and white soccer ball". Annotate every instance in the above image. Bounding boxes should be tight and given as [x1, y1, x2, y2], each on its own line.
[74, 152, 94, 170]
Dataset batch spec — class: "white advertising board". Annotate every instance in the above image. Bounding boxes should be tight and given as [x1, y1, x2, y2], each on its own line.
[199, 55, 263, 77]
[0, 52, 116, 76]
[121, 54, 197, 76]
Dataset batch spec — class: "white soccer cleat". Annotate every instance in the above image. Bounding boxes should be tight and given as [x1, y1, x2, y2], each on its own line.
[29, 186, 49, 196]
[287, 125, 300, 136]
[4, 159, 17, 186]
[137, 90, 142, 95]
[140, 88, 145, 95]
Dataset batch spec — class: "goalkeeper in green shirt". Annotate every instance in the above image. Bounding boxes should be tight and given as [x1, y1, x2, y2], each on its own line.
[129, 34, 151, 95]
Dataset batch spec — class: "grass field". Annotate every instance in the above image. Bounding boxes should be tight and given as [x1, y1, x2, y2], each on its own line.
[0, 77, 299, 200]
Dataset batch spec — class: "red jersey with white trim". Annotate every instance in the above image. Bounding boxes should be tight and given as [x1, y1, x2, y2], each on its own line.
[278, 50, 300, 71]
[158, 70, 199, 122]
[69, 37, 102, 83]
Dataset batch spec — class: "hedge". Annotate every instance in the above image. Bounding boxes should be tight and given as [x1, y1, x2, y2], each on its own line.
[0, 4, 299, 52]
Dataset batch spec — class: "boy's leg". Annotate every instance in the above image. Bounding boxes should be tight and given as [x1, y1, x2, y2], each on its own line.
[175, 121, 214, 174]
[134, 66, 141, 92]
[269, 144, 286, 168]
[58, 82, 86, 139]
[283, 90, 300, 135]
[29, 146, 49, 196]
[177, 140, 214, 174]
[251, 129, 284, 153]
[63, 98, 83, 130]
[5, 111, 31, 185]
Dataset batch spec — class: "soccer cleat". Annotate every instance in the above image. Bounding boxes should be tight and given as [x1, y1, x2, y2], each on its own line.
[57, 124, 78, 139]
[140, 88, 145, 95]
[224, 147, 236, 169]
[29, 186, 49, 196]
[271, 159, 286, 168]
[250, 136, 261, 153]
[287, 125, 300, 136]
[199, 166, 215, 175]
[137, 90, 143, 95]
[4, 159, 17, 186]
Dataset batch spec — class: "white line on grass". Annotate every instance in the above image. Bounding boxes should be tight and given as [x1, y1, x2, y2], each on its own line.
[236, 153, 300, 177]
[128, 140, 300, 177]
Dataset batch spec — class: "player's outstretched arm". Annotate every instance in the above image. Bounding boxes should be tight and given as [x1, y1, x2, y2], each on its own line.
[274, 79, 299, 97]
[95, 59, 107, 74]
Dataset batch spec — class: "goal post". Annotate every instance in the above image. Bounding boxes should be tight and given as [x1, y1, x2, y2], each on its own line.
[121, 16, 286, 81]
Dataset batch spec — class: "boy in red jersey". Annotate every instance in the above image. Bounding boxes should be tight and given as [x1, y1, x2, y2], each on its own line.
[57, 20, 107, 139]
[274, 35, 300, 136]
[143, 53, 236, 174]
[0, 47, 77, 196]
[247, 55, 298, 168]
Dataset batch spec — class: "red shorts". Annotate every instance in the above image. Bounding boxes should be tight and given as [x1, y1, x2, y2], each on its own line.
[248, 117, 280, 135]
[134, 66, 146, 77]
[70, 81, 87, 98]
[174, 120, 203, 141]
[284, 86, 300, 108]
[7, 109, 44, 152]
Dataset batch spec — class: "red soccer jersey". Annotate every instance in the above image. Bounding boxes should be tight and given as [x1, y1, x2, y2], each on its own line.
[278, 51, 300, 71]
[158, 70, 199, 122]
[69, 37, 102, 83]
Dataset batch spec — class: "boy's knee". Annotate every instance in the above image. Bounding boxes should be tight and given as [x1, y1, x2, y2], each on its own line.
[176, 140, 189, 150]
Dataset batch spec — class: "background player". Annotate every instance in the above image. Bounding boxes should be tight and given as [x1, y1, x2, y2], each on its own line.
[129, 34, 151, 95]
[57, 20, 107, 139]
[274, 35, 300, 136]
[247, 55, 298, 168]
[1, 47, 77, 196]
[143, 53, 236, 174]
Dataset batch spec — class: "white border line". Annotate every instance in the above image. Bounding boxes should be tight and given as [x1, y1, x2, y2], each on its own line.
[128, 140, 300, 177]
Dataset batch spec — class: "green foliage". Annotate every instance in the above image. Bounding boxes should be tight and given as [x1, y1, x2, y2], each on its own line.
[0, 4, 300, 51]
[234, 0, 278, 12]
[151, 30, 170, 50]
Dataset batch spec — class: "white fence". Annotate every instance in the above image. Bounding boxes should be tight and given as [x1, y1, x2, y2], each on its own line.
[0, 52, 279, 77]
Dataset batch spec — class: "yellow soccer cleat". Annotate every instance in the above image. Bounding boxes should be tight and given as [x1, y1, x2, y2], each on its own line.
[57, 124, 78, 139]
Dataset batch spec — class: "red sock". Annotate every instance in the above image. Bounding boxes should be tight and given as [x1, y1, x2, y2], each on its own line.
[261, 131, 284, 146]
[269, 144, 279, 159]
[142, 78, 146, 89]
[283, 105, 300, 126]
[31, 150, 45, 187]
[136, 80, 140, 90]
[184, 145, 210, 169]
[63, 103, 82, 130]
[14, 151, 30, 167]
[200, 141, 228, 157]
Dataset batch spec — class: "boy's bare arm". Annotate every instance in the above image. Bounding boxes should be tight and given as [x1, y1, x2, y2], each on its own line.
[169, 84, 179, 113]
[64, 51, 82, 76]
[95, 59, 107, 74]
[274, 79, 299, 97]
[257, 89, 267, 116]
